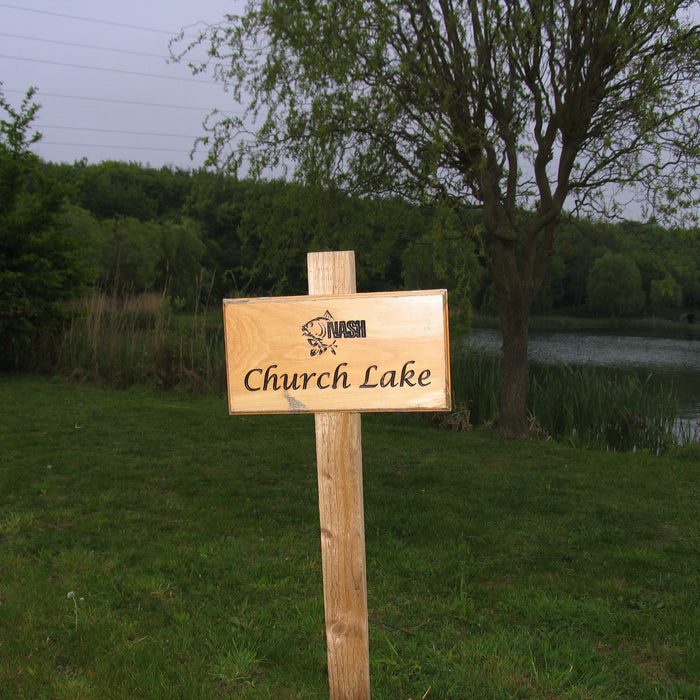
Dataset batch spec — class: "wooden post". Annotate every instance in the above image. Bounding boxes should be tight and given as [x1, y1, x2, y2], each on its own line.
[308, 251, 370, 699]
[223, 251, 450, 697]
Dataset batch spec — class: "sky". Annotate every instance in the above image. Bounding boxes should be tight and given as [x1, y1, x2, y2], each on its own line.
[1, 0, 244, 170]
[2, 2, 697, 222]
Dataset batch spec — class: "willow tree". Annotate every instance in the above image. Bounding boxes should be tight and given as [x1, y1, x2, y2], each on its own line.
[173, 0, 700, 437]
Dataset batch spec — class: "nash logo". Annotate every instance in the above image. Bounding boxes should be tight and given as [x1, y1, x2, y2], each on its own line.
[301, 310, 367, 356]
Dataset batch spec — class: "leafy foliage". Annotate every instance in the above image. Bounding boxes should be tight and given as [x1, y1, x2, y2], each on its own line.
[171, 0, 700, 436]
[3, 146, 695, 336]
[650, 275, 683, 316]
[0, 85, 89, 369]
[50, 160, 192, 222]
[173, 1, 700, 222]
[586, 251, 644, 318]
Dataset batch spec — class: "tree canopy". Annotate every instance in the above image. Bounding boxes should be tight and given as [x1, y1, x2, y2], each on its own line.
[0, 85, 89, 369]
[586, 251, 644, 319]
[173, 0, 700, 436]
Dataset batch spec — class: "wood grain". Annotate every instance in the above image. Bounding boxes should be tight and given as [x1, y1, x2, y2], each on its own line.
[223, 288, 451, 414]
[309, 251, 370, 699]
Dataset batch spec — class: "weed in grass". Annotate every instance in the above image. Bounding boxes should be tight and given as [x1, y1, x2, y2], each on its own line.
[211, 638, 264, 691]
[66, 591, 79, 631]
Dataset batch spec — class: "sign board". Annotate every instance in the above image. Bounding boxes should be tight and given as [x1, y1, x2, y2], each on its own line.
[223, 289, 451, 414]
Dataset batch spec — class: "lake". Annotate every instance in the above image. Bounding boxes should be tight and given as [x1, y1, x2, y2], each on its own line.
[462, 328, 700, 422]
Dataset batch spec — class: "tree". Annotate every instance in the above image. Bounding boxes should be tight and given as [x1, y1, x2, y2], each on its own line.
[586, 251, 644, 319]
[0, 85, 89, 369]
[649, 275, 683, 316]
[172, 0, 700, 436]
[183, 172, 253, 299]
[157, 218, 206, 305]
[64, 161, 193, 222]
[95, 217, 163, 293]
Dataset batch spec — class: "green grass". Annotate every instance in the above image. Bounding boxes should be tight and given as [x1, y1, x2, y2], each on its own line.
[1, 376, 699, 698]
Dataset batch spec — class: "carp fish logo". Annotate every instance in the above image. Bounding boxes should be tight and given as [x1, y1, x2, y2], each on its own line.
[301, 310, 367, 357]
[301, 311, 337, 356]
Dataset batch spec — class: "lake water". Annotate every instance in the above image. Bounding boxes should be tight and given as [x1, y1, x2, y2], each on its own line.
[462, 328, 700, 421]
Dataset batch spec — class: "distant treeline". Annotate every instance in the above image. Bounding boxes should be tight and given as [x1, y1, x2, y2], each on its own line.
[47, 160, 699, 318]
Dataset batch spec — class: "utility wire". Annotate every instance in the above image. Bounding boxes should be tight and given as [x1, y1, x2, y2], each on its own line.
[40, 142, 195, 153]
[0, 3, 177, 35]
[0, 5, 231, 163]
[4, 88, 221, 112]
[0, 54, 216, 84]
[39, 124, 199, 138]
[0, 31, 165, 59]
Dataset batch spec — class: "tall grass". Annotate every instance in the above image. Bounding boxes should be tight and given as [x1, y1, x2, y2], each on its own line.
[44, 292, 696, 451]
[450, 351, 694, 453]
[449, 352, 502, 427]
[55, 289, 226, 394]
[529, 364, 680, 453]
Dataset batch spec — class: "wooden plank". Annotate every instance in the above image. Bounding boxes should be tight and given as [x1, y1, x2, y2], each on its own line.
[223, 289, 451, 414]
[309, 251, 370, 699]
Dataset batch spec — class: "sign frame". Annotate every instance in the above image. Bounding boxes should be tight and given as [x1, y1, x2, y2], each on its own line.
[223, 289, 451, 415]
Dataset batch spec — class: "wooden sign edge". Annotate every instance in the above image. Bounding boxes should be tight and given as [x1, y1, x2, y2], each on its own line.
[223, 288, 447, 307]
[223, 289, 452, 415]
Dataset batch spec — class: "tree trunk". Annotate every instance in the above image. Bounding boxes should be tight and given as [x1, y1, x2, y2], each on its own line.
[492, 243, 531, 438]
[499, 295, 530, 438]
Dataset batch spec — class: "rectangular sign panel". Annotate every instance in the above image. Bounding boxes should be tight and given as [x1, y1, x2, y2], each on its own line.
[223, 290, 451, 414]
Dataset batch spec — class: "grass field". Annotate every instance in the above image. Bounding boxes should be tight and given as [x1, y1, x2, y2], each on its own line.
[1, 376, 699, 698]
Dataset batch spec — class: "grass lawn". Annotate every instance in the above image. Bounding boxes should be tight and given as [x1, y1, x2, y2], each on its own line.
[1, 375, 698, 698]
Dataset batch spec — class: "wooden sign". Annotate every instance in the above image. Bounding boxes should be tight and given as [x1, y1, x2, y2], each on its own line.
[223, 290, 451, 414]
[225, 251, 451, 699]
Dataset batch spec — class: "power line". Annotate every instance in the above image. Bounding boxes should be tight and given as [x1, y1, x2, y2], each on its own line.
[4, 88, 221, 112]
[0, 3, 177, 35]
[0, 31, 165, 59]
[40, 142, 195, 153]
[0, 54, 215, 84]
[0, 4, 232, 165]
[39, 124, 199, 139]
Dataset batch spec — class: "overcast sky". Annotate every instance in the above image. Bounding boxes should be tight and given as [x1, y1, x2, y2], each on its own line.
[2, 2, 697, 222]
[1, 0, 244, 169]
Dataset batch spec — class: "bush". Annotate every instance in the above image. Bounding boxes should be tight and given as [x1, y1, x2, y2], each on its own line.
[0, 85, 89, 368]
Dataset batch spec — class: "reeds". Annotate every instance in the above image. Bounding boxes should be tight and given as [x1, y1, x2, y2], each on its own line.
[55, 288, 226, 394]
[46, 293, 694, 452]
[450, 351, 691, 453]
[528, 364, 679, 453]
